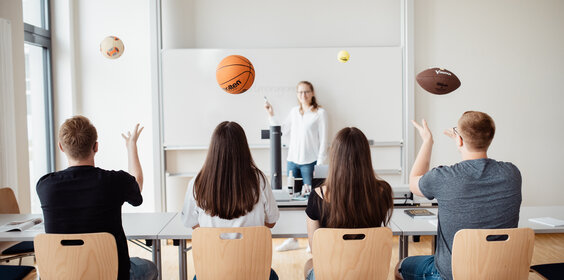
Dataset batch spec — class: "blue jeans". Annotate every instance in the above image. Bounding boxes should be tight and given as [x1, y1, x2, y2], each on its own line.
[193, 268, 279, 280]
[287, 161, 316, 186]
[306, 268, 315, 280]
[399, 255, 442, 280]
[130, 257, 158, 280]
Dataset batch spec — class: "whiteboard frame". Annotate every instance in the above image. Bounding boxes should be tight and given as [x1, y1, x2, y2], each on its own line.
[150, 0, 415, 212]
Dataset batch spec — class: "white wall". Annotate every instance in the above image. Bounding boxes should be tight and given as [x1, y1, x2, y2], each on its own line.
[52, 0, 155, 212]
[0, 0, 31, 213]
[414, 0, 564, 206]
[162, 0, 401, 48]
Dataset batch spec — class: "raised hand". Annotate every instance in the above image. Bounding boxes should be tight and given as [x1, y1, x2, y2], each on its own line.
[121, 123, 144, 149]
[121, 123, 144, 191]
[412, 119, 433, 143]
[264, 101, 274, 116]
[443, 127, 456, 139]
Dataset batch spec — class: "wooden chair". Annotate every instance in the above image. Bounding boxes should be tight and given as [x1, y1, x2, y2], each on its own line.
[0, 187, 35, 264]
[451, 228, 535, 280]
[0, 187, 20, 214]
[34, 232, 118, 280]
[312, 227, 393, 280]
[192, 226, 272, 280]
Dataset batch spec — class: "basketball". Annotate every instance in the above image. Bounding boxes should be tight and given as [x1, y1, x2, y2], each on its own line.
[338, 50, 350, 63]
[100, 36, 124, 59]
[216, 55, 255, 94]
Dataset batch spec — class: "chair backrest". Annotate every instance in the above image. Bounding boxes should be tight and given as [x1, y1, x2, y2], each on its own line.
[34, 233, 118, 280]
[192, 226, 272, 280]
[452, 228, 535, 280]
[0, 187, 20, 214]
[312, 227, 393, 280]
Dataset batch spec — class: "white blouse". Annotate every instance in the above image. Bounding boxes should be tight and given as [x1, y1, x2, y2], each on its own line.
[181, 176, 280, 229]
[270, 106, 328, 165]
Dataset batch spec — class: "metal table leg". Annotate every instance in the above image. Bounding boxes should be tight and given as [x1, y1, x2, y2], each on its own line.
[179, 239, 187, 280]
[432, 235, 437, 254]
[400, 235, 409, 259]
[152, 239, 162, 280]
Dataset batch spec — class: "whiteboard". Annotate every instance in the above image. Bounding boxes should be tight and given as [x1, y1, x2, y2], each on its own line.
[162, 47, 403, 147]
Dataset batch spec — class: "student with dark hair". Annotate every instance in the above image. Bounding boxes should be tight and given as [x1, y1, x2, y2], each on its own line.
[395, 111, 522, 280]
[181, 121, 280, 279]
[304, 127, 394, 280]
[36, 116, 157, 280]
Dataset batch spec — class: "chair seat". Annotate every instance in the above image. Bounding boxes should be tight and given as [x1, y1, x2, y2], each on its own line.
[0, 265, 35, 280]
[530, 263, 564, 280]
[2, 241, 34, 255]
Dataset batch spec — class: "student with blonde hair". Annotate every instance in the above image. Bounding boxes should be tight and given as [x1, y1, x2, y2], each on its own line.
[396, 111, 522, 280]
[37, 116, 157, 280]
[265, 80, 329, 251]
[304, 127, 394, 280]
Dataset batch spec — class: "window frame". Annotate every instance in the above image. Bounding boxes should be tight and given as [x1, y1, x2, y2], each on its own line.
[23, 0, 55, 174]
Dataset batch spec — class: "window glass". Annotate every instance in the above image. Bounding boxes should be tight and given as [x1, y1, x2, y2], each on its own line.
[22, 0, 46, 29]
[24, 43, 49, 213]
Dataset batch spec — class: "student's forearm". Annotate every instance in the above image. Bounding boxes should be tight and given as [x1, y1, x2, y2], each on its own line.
[409, 140, 432, 197]
[306, 217, 320, 251]
[411, 140, 433, 177]
[128, 144, 143, 192]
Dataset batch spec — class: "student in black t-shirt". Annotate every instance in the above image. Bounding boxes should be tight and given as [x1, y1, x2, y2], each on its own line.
[36, 116, 157, 280]
[303, 127, 394, 280]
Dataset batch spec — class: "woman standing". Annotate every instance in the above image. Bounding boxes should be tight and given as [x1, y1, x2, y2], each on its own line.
[265, 81, 328, 251]
[304, 127, 394, 279]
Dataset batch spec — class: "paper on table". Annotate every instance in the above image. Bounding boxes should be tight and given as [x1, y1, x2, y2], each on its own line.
[528, 217, 564, 227]
[428, 219, 438, 227]
[0, 218, 43, 232]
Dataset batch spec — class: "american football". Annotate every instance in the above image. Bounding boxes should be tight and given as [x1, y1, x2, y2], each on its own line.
[416, 67, 461, 95]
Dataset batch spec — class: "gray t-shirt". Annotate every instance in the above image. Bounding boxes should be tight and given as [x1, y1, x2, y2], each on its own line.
[419, 158, 522, 280]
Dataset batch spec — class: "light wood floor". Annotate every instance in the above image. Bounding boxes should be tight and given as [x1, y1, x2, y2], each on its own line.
[125, 234, 564, 280]
[5, 234, 562, 279]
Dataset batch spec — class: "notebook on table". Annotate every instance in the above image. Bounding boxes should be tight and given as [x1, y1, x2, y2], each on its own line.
[528, 217, 564, 227]
[404, 209, 436, 219]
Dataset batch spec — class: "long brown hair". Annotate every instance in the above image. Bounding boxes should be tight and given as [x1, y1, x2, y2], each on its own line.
[322, 127, 393, 228]
[194, 121, 265, 219]
[297, 81, 320, 115]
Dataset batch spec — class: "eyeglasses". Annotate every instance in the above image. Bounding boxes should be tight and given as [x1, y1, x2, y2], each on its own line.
[297, 90, 312, 95]
[452, 127, 463, 140]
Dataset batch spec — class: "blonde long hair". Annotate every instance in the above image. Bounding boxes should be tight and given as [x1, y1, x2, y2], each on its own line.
[297, 81, 320, 115]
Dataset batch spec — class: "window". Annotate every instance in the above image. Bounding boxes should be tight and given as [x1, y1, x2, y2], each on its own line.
[22, 0, 54, 213]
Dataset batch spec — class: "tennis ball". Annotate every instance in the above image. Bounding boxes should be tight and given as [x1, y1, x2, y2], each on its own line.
[337, 50, 350, 63]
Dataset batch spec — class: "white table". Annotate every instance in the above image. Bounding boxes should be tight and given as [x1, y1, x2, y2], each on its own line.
[390, 208, 439, 259]
[122, 212, 178, 280]
[159, 208, 403, 280]
[391, 206, 564, 259]
[518, 206, 564, 233]
[0, 214, 43, 242]
[0, 212, 177, 280]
